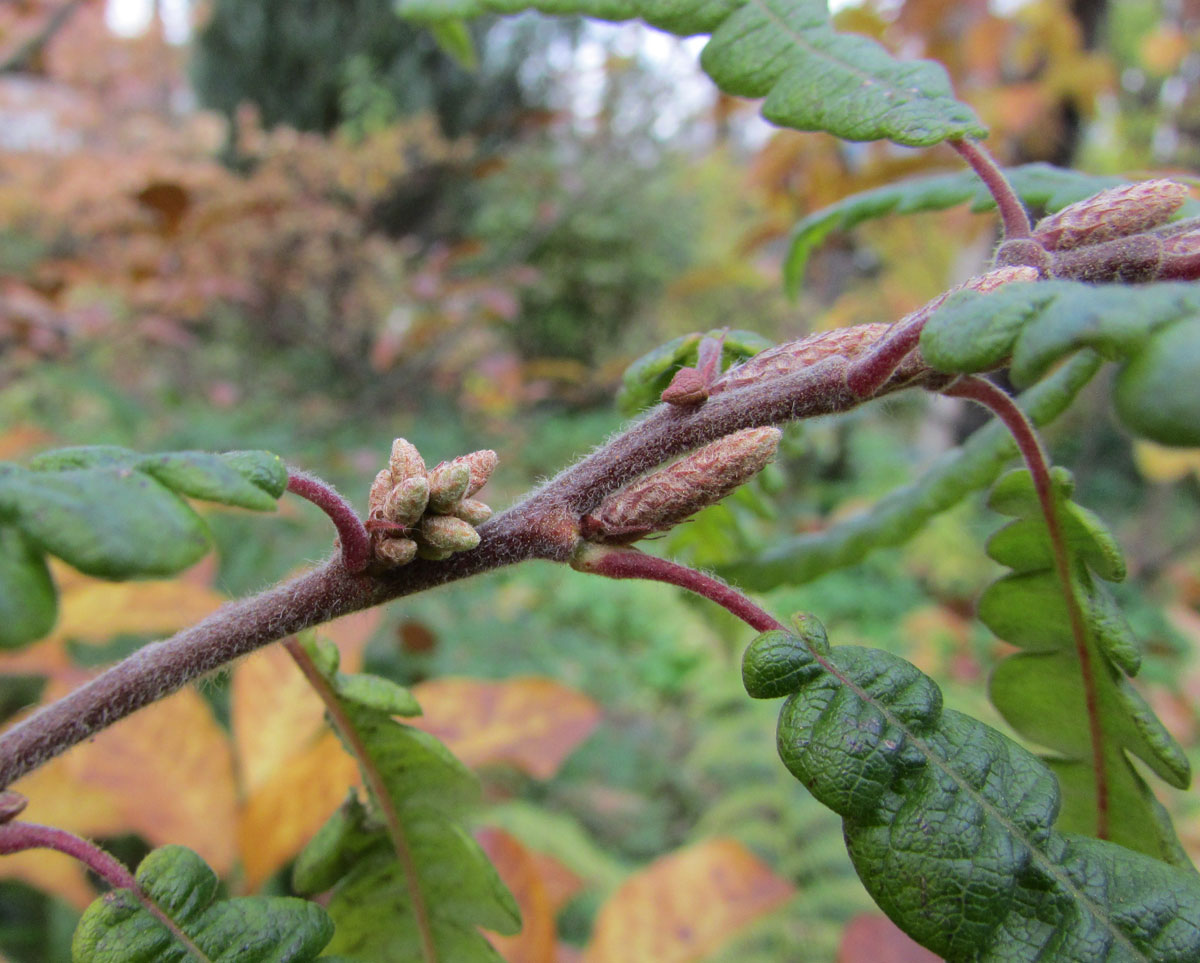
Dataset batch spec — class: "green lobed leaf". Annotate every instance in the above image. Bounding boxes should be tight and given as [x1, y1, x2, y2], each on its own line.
[0, 446, 286, 650]
[921, 281, 1200, 446]
[718, 351, 1101, 589]
[979, 468, 1190, 865]
[292, 641, 518, 962]
[783, 165, 1141, 293]
[0, 527, 56, 649]
[743, 619, 1200, 962]
[73, 845, 336, 962]
[397, 0, 985, 148]
[617, 328, 774, 415]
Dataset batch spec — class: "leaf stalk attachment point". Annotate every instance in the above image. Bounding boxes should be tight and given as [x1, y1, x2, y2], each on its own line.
[287, 472, 373, 574]
[572, 542, 783, 634]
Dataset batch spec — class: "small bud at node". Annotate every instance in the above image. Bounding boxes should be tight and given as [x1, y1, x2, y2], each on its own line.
[459, 449, 498, 498]
[453, 499, 493, 526]
[417, 514, 482, 553]
[427, 462, 471, 514]
[388, 438, 425, 484]
[376, 537, 418, 567]
[368, 469, 393, 519]
[384, 475, 430, 525]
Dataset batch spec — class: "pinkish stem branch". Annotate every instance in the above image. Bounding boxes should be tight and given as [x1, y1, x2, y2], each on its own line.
[0, 820, 212, 959]
[573, 543, 784, 633]
[943, 374, 1109, 840]
[0, 327, 954, 790]
[950, 140, 1032, 240]
[287, 471, 372, 573]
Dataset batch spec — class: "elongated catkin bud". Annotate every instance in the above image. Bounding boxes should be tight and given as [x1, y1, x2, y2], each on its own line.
[1033, 179, 1188, 251]
[583, 427, 782, 543]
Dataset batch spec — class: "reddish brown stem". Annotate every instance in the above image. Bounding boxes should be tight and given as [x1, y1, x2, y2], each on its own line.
[287, 471, 372, 573]
[0, 327, 951, 790]
[283, 639, 439, 963]
[0, 821, 211, 959]
[0, 820, 136, 889]
[573, 543, 784, 633]
[950, 140, 1033, 240]
[944, 375, 1109, 840]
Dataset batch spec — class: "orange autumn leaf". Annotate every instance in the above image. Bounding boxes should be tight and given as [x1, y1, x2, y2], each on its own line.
[477, 827, 583, 963]
[44, 679, 238, 876]
[237, 730, 361, 890]
[409, 677, 601, 779]
[0, 752, 126, 908]
[232, 608, 380, 794]
[582, 838, 794, 963]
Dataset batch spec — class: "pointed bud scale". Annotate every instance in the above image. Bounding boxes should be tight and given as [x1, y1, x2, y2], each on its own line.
[368, 469, 393, 519]
[388, 438, 425, 484]
[375, 537, 418, 567]
[586, 427, 782, 543]
[453, 499, 493, 526]
[417, 514, 481, 553]
[427, 462, 471, 514]
[1033, 179, 1188, 251]
[384, 475, 430, 525]
[458, 449, 498, 498]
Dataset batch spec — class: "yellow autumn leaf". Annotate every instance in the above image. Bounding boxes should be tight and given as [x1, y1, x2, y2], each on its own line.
[45, 579, 226, 647]
[582, 838, 794, 963]
[0, 751, 126, 908]
[237, 731, 360, 890]
[44, 678, 239, 876]
[231, 608, 380, 794]
[409, 676, 602, 780]
[1134, 440, 1200, 483]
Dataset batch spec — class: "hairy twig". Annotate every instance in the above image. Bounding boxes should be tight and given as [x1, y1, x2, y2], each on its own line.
[0, 333, 948, 788]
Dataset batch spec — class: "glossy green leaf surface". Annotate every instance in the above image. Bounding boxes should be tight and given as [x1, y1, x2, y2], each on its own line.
[921, 280, 1200, 445]
[73, 845, 336, 962]
[0, 446, 286, 649]
[397, 0, 985, 148]
[743, 619, 1200, 962]
[292, 640, 518, 963]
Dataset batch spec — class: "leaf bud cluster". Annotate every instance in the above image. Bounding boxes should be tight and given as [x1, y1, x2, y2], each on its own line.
[367, 439, 497, 566]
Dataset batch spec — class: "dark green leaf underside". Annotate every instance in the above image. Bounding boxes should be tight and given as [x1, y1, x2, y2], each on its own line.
[743, 622, 1200, 962]
[396, 0, 985, 147]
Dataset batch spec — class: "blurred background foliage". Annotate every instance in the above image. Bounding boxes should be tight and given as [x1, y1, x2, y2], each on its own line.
[2, 0, 1200, 960]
